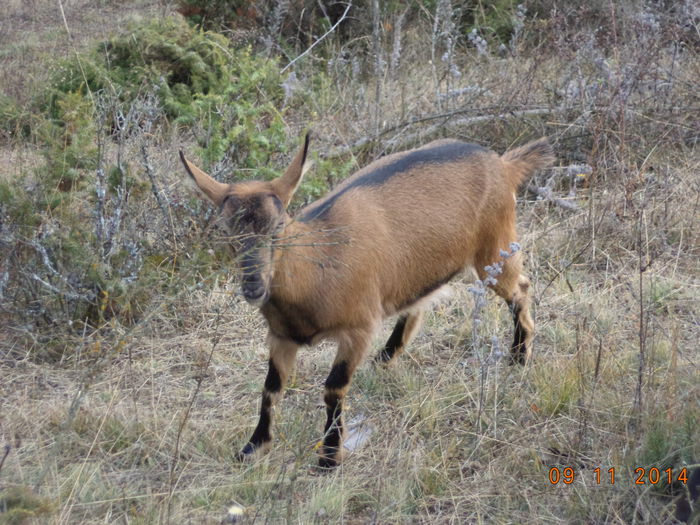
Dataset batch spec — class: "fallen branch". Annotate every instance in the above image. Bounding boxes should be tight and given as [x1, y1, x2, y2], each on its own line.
[525, 162, 591, 212]
[324, 106, 560, 159]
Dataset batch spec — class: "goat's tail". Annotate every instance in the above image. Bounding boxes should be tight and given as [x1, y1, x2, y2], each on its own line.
[501, 138, 555, 188]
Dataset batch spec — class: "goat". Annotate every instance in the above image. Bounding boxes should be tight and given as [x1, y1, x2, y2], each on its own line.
[179, 134, 554, 468]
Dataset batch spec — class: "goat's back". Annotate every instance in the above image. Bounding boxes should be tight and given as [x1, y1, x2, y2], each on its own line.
[282, 139, 550, 323]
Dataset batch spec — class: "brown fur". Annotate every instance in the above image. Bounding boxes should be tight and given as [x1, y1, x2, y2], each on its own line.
[180, 134, 554, 467]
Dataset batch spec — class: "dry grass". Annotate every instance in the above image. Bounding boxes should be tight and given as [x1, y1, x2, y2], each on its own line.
[1, 1, 699, 524]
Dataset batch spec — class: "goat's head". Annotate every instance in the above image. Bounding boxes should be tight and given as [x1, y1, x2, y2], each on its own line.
[179, 134, 310, 306]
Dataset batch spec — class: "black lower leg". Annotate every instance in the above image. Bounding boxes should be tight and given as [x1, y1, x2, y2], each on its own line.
[237, 359, 281, 459]
[510, 303, 528, 365]
[376, 315, 408, 363]
[237, 394, 272, 457]
[319, 361, 349, 468]
[319, 392, 343, 468]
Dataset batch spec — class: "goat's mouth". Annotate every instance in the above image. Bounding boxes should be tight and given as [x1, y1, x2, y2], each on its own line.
[242, 280, 269, 306]
[239, 244, 272, 306]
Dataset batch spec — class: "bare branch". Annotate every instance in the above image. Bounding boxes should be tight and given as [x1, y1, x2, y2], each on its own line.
[141, 144, 168, 220]
[31, 274, 92, 302]
[324, 107, 560, 159]
[281, 3, 352, 73]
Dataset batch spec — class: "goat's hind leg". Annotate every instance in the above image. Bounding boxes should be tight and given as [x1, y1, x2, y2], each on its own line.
[236, 333, 299, 461]
[488, 253, 534, 365]
[375, 311, 424, 365]
[506, 273, 534, 365]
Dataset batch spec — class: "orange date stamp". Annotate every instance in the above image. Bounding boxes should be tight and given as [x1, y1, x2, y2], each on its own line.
[548, 466, 689, 485]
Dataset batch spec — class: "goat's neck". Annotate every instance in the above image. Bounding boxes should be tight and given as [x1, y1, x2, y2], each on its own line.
[270, 218, 330, 299]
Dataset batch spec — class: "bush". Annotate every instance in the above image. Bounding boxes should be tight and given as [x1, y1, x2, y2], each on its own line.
[176, 0, 255, 30]
[0, 16, 294, 343]
[45, 16, 287, 173]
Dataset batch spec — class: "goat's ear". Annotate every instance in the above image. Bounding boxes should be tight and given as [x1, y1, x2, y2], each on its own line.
[271, 133, 311, 208]
[179, 151, 229, 207]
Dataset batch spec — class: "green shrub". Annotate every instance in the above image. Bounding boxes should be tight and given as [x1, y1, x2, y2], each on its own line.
[0, 16, 294, 339]
[45, 16, 287, 172]
[38, 91, 98, 190]
[0, 93, 31, 140]
[176, 0, 253, 30]
[465, 0, 522, 44]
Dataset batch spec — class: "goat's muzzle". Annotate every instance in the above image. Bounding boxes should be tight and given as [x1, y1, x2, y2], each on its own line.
[240, 251, 271, 307]
[242, 278, 269, 306]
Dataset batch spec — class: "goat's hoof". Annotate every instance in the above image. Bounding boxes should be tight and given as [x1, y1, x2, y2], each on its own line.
[318, 445, 343, 470]
[509, 354, 524, 366]
[235, 442, 258, 462]
[509, 348, 531, 366]
[509, 354, 530, 366]
[373, 355, 396, 368]
[317, 455, 340, 470]
[373, 351, 391, 366]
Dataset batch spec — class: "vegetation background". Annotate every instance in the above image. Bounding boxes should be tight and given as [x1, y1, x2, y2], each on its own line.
[0, 0, 698, 523]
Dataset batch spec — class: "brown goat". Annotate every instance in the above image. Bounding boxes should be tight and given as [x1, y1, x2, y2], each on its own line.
[179, 134, 554, 468]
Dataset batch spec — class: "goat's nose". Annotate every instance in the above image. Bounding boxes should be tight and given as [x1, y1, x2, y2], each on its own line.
[242, 279, 268, 306]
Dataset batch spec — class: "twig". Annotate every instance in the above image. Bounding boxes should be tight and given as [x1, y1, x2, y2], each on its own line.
[633, 210, 647, 417]
[141, 144, 168, 220]
[34, 381, 90, 491]
[24, 240, 94, 301]
[95, 158, 107, 258]
[0, 444, 10, 474]
[58, 0, 94, 106]
[165, 310, 223, 524]
[536, 203, 611, 302]
[30, 274, 92, 302]
[371, 0, 382, 136]
[0, 270, 8, 301]
[280, 3, 351, 73]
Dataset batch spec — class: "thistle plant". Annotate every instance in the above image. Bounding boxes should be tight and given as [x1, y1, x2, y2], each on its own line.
[468, 242, 521, 431]
[509, 4, 527, 51]
[468, 242, 522, 352]
[432, 0, 460, 108]
[467, 28, 488, 57]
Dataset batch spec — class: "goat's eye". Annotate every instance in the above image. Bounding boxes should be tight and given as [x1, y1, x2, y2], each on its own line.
[225, 210, 245, 231]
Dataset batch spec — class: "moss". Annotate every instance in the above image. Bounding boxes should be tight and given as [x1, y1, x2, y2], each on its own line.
[0, 486, 54, 525]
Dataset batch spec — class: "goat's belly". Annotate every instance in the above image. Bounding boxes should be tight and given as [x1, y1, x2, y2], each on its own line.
[387, 264, 472, 315]
[396, 284, 454, 314]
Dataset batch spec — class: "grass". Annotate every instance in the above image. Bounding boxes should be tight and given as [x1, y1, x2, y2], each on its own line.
[1, 0, 699, 524]
[8, 265, 695, 522]
[1, 281, 698, 523]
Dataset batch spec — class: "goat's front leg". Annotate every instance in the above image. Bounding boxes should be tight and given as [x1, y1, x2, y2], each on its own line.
[319, 330, 372, 469]
[236, 333, 299, 461]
